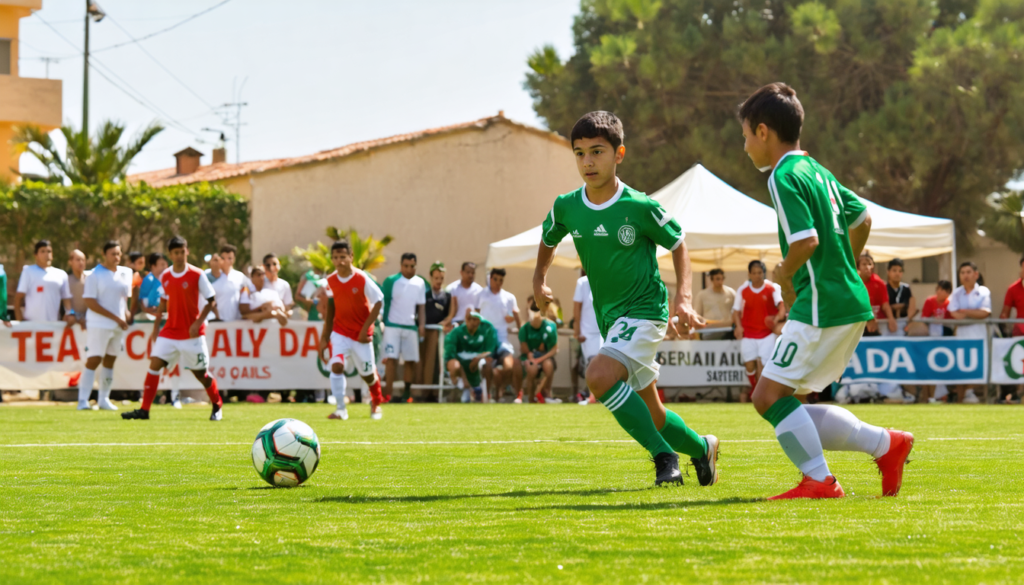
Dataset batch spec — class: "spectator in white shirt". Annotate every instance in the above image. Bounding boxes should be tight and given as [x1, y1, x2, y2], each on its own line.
[445, 262, 484, 324]
[381, 253, 427, 402]
[241, 253, 294, 317]
[572, 269, 602, 403]
[79, 241, 134, 411]
[243, 266, 289, 326]
[948, 261, 991, 404]
[208, 244, 251, 321]
[15, 239, 75, 326]
[476, 267, 522, 402]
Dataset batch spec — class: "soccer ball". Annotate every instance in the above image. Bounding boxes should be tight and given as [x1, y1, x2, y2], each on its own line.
[251, 418, 321, 487]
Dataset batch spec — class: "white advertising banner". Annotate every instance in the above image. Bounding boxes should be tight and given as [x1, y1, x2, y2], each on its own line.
[0, 321, 331, 391]
[655, 340, 749, 387]
[990, 337, 1024, 385]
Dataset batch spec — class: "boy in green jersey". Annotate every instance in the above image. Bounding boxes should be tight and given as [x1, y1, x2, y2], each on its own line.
[739, 83, 914, 500]
[518, 302, 559, 403]
[534, 111, 719, 487]
[444, 312, 498, 403]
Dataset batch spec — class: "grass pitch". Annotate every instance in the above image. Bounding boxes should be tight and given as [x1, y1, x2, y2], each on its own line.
[1, 401, 1021, 584]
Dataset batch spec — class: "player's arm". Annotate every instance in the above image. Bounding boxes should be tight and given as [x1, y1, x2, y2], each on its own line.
[669, 242, 704, 335]
[572, 301, 583, 340]
[190, 296, 216, 339]
[361, 301, 382, 343]
[476, 326, 498, 361]
[150, 298, 166, 343]
[417, 302, 426, 339]
[1000, 288, 1013, 319]
[319, 297, 334, 362]
[534, 201, 568, 314]
[13, 292, 24, 321]
[906, 295, 918, 322]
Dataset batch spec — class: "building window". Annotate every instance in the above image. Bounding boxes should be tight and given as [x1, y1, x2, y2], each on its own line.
[0, 39, 10, 75]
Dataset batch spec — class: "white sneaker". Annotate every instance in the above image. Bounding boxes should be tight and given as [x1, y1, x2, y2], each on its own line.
[513, 398, 523, 404]
[546, 397, 563, 404]
[77, 401, 94, 411]
[963, 391, 980, 404]
[578, 399, 589, 406]
[370, 407, 383, 420]
[461, 389, 471, 403]
[172, 399, 182, 409]
[327, 395, 338, 405]
[97, 398, 119, 411]
[182, 397, 196, 405]
[327, 409, 349, 420]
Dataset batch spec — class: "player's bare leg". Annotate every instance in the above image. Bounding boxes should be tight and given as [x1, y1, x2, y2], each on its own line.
[190, 367, 224, 421]
[525, 361, 540, 403]
[539, 359, 559, 403]
[586, 355, 682, 486]
[636, 381, 718, 486]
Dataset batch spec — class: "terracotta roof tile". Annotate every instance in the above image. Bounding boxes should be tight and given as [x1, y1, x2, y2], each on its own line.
[128, 114, 566, 188]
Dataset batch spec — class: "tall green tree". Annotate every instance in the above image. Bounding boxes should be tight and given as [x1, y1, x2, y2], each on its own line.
[525, 0, 1024, 246]
[12, 120, 164, 185]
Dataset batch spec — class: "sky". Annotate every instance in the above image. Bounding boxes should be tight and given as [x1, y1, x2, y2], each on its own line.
[17, 0, 581, 175]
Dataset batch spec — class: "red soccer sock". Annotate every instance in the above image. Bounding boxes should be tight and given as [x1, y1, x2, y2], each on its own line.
[204, 375, 223, 407]
[141, 372, 159, 411]
[368, 377, 384, 407]
[747, 373, 758, 389]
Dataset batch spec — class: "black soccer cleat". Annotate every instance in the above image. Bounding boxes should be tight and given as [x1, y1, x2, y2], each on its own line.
[690, 434, 720, 487]
[210, 403, 223, 421]
[121, 408, 150, 420]
[653, 451, 683, 486]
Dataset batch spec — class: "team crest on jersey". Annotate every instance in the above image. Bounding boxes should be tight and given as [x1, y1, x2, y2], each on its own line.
[352, 287, 358, 294]
[182, 282, 189, 289]
[618, 225, 636, 246]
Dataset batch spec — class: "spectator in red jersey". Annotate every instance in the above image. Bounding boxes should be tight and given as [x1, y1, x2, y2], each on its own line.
[1000, 256, 1024, 403]
[121, 236, 223, 421]
[732, 260, 784, 403]
[857, 252, 897, 336]
[919, 280, 953, 403]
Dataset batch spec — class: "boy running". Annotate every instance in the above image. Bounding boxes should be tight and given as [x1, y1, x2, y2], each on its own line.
[739, 83, 913, 499]
[122, 236, 223, 421]
[318, 241, 386, 420]
[534, 111, 719, 487]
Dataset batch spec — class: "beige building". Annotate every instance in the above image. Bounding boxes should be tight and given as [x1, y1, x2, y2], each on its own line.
[129, 114, 585, 307]
[0, 0, 62, 182]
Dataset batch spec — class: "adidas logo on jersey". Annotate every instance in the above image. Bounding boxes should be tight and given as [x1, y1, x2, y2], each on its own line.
[571, 229, 582, 238]
[594, 224, 609, 236]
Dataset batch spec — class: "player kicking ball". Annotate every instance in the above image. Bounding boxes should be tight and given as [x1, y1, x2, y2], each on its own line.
[739, 83, 913, 499]
[318, 241, 386, 421]
[122, 236, 223, 421]
[534, 111, 719, 487]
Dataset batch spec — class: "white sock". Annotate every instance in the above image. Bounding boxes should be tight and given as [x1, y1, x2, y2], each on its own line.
[98, 367, 115, 403]
[804, 404, 891, 458]
[330, 373, 348, 409]
[78, 368, 97, 405]
[170, 374, 181, 402]
[775, 405, 831, 481]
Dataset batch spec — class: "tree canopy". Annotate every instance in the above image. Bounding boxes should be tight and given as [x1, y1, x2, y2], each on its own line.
[525, 0, 1024, 247]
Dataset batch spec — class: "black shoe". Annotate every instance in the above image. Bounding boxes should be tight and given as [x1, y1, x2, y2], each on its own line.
[690, 434, 719, 487]
[653, 452, 683, 486]
[210, 403, 223, 421]
[121, 409, 150, 420]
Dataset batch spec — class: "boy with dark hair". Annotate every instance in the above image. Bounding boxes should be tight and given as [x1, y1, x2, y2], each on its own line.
[738, 82, 913, 498]
[694, 267, 736, 340]
[534, 110, 719, 487]
[381, 252, 427, 402]
[732, 259, 784, 402]
[79, 241, 134, 411]
[885, 258, 915, 335]
[122, 236, 223, 421]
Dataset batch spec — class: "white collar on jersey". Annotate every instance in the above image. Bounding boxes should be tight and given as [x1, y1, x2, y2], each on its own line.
[581, 179, 626, 211]
[168, 266, 190, 278]
[335, 269, 360, 284]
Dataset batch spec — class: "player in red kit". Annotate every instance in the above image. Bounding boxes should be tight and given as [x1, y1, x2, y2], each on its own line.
[318, 241, 386, 421]
[122, 236, 222, 421]
[733, 260, 784, 402]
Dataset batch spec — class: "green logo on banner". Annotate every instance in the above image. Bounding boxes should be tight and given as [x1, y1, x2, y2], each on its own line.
[1003, 339, 1024, 380]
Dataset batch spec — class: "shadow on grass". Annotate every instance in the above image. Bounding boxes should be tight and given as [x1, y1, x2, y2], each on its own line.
[514, 497, 763, 511]
[315, 488, 650, 504]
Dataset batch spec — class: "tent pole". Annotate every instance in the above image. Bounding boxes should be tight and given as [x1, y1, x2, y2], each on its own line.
[951, 223, 958, 283]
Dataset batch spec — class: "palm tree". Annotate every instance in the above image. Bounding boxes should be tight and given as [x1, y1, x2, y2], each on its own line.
[12, 120, 164, 185]
[293, 226, 394, 275]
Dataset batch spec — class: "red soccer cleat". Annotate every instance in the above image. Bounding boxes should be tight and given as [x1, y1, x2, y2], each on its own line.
[768, 475, 845, 500]
[875, 430, 914, 496]
[535, 391, 546, 404]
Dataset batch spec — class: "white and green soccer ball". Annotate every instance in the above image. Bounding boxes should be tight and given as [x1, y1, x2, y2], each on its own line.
[251, 418, 321, 487]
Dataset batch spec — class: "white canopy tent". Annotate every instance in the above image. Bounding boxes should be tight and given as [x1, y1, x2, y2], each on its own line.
[486, 164, 955, 274]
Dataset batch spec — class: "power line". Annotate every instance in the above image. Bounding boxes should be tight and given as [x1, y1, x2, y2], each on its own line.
[91, 0, 233, 54]
[105, 14, 215, 109]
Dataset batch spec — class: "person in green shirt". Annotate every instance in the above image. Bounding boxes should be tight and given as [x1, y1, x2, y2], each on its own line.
[739, 82, 914, 500]
[0, 263, 9, 326]
[518, 301, 559, 404]
[444, 312, 498, 403]
[534, 111, 719, 487]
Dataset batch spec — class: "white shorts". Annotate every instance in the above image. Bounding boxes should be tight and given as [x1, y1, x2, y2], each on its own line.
[762, 320, 865, 395]
[330, 332, 377, 378]
[579, 335, 602, 361]
[599, 317, 667, 391]
[85, 327, 125, 358]
[740, 334, 777, 365]
[383, 327, 420, 362]
[151, 336, 210, 371]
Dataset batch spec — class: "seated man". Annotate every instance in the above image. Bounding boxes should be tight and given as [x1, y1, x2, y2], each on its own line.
[242, 266, 290, 326]
[519, 302, 560, 404]
[444, 311, 498, 403]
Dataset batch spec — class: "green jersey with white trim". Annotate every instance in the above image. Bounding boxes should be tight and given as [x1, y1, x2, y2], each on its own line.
[518, 318, 558, 353]
[541, 182, 683, 337]
[767, 151, 873, 328]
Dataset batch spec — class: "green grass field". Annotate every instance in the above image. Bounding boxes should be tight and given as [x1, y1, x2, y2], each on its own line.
[1, 401, 1021, 584]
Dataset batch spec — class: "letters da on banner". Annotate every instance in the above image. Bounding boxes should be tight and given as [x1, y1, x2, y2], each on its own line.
[842, 338, 986, 385]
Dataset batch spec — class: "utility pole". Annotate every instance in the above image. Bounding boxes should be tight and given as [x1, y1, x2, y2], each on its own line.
[218, 101, 248, 163]
[82, 1, 105, 133]
[40, 57, 59, 79]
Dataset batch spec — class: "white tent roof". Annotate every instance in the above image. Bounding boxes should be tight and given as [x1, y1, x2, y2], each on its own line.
[486, 164, 954, 273]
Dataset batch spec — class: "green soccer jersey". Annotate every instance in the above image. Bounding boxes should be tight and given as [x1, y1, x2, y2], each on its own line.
[518, 318, 558, 353]
[541, 182, 683, 337]
[768, 151, 874, 328]
[444, 318, 499, 362]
